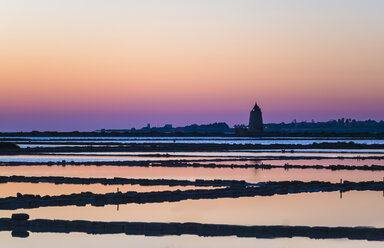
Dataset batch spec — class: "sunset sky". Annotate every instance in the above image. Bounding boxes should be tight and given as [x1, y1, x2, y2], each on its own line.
[1, 0, 383, 131]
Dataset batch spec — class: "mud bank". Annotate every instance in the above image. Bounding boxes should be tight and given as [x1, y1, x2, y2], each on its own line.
[1, 160, 384, 171]
[1, 180, 383, 210]
[1, 214, 384, 241]
[0, 175, 247, 187]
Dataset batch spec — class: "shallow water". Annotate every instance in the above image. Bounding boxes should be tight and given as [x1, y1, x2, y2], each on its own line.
[2, 191, 383, 227]
[51, 151, 384, 157]
[1, 151, 383, 163]
[3, 136, 384, 145]
[2, 232, 384, 248]
[1, 165, 383, 183]
[0, 154, 206, 163]
[241, 149, 384, 154]
[0, 182, 210, 197]
[0, 165, 260, 182]
[268, 158, 384, 166]
[18, 144, 106, 148]
[2, 137, 384, 247]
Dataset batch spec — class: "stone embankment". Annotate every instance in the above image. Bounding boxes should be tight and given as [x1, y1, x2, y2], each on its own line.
[0, 180, 383, 210]
[1, 214, 384, 241]
[0, 175, 247, 187]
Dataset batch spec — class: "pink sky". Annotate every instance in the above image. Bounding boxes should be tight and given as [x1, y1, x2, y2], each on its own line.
[0, 1, 383, 131]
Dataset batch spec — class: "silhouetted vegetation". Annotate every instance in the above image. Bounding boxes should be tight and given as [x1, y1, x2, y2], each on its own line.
[265, 118, 384, 134]
[0, 142, 19, 151]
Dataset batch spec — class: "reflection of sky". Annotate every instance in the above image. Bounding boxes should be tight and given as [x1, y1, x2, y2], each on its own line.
[15, 139, 384, 146]
[5, 136, 384, 146]
[0, 165, 259, 182]
[53, 150, 384, 155]
[1, 150, 382, 163]
[0, 183, 209, 198]
[2, 164, 384, 184]
[269, 158, 384, 166]
[4, 136, 379, 140]
[1, 232, 382, 248]
[1, 191, 384, 227]
[2, 150, 384, 247]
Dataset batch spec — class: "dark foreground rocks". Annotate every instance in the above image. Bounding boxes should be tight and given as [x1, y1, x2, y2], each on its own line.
[11, 213, 29, 221]
[0, 215, 383, 241]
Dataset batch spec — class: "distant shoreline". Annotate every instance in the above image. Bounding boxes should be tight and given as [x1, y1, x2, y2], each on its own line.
[0, 131, 384, 138]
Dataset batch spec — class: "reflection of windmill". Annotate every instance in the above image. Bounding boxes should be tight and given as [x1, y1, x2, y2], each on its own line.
[252, 167, 260, 182]
[253, 167, 259, 175]
[117, 187, 120, 211]
[340, 179, 343, 199]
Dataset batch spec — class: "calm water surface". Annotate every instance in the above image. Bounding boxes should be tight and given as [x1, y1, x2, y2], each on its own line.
[2, 233, 383, 248]
[2, 165, 384, 183]
[3, 136, 384, 145]
[2, 137, 384, 247]
[0, 183, 211, 197]
[1, 151, 383, 163]
[2, 191, 383, 227]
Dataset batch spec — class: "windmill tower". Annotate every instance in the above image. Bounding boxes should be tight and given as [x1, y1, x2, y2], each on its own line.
[248, 103, 263, 135]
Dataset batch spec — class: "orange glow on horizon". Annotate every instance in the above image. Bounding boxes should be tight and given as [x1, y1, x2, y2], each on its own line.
[0, 1, 383, 130]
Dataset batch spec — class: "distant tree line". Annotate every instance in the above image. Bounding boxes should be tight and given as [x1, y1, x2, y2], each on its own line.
[266, 119, 384, 129]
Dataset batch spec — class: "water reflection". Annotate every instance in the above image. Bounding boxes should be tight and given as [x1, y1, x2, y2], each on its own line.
[0, 183, 210, 198]
[40, 151, 384, 158]
[0, 165, 259, 182]
[1, 232, 384, 248]
[1, 165, 384, 183]
[2, 137, 384, 247]
[268, 158, 384, 166]
[2, 191, 383, 227]
[4, 136, 384, 145]
[1, 151, 383, 163]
